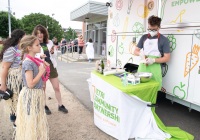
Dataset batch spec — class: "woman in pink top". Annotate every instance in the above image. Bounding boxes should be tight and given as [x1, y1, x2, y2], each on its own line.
[78, 35, 84, 57]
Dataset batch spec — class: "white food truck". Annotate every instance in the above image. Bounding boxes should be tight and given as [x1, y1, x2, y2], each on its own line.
[106, 0, 200, 112]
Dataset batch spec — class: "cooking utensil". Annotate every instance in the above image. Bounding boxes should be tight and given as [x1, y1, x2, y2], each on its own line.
[134, 72, 153, 83]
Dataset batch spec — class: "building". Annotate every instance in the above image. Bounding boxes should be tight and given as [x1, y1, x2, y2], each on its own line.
[63, 28, 82, 37]
[70, 1, 108, 56]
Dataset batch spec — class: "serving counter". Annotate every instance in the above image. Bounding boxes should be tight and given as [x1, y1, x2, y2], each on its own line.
[89, 71, 194, 140]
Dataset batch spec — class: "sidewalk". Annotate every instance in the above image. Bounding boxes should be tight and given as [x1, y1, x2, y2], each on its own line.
[57, 51, 106, 63]
[0, 79, 114, 140]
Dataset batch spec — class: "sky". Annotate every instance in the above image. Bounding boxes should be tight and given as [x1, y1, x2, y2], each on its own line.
[0, 0, 108, 29]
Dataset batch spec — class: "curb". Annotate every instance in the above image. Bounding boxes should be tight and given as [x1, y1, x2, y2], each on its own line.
[58, 53, 106, 62]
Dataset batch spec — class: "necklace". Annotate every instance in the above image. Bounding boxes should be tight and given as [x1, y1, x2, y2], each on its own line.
[26, 55, 50, 81]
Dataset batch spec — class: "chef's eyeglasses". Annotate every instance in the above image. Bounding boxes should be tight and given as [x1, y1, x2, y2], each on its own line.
[147, 29, 158, 32]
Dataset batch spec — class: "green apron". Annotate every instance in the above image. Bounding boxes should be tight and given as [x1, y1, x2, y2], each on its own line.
[138, 55, 162, 90]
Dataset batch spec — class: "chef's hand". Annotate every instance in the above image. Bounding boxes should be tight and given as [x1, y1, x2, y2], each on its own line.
[139, 51, 145, 60]
[146, 58, 155, 65]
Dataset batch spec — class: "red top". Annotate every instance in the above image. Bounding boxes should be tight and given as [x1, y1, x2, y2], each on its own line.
[78, 39, 84, 47]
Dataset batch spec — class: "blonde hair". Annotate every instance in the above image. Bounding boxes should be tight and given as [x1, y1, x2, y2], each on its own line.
[20, 35, 38, 60]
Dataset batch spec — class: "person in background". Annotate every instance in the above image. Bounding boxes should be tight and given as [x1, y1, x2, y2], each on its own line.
[70, 39, 74, 53]
[0, 29, 25, 127]
[52, 37, 59, 50]
[85, 38, 94, 63]
[73, 38, 78, 52]
[0, 37, 3, 44]
[32, 25, 68, 115]
[134, 15, 170, 90]
[78, 35, 84, 58]
[60, 38, 67, 54]
[15, 35, 48, 140]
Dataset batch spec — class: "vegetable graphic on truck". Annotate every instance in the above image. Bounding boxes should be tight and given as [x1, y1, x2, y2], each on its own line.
[184, 44, 200, 77]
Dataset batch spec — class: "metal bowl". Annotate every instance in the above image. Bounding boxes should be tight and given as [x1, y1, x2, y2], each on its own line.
[134, 72, 153, 83]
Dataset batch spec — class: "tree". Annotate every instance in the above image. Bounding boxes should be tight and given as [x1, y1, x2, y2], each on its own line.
[21, 13, 64, 41]
[0, 11, 23, 38]
[64, 27, 77, 41]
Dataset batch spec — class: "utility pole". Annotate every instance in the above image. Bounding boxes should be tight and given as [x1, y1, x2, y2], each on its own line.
[52, 13, 54, 29]
[73, 30, 75, 39]
[51, 13, 55, 39]
[46, 18, 48, 29]
[8, 0, 11, 37]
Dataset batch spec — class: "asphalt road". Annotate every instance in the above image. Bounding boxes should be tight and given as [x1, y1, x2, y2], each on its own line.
[57, 58, 94, 111]
[56, 53, 200, 139]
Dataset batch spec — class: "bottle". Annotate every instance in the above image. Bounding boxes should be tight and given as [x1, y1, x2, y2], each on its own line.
[123, 72, 127, 86]
[100, 59, 104, 74]
[198, 66, 200, 74]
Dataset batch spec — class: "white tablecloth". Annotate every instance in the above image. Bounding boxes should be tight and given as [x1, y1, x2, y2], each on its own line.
[89, 73, 171, 140]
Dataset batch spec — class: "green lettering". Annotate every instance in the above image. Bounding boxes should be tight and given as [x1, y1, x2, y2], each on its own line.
[96, 89, 105, 99]
[104, 101, 111, 111]
[94, 102, 120, 122]
[115, 107, 118, 114]
[172, 0, 200, 7]
[180, 0, 183, 5]
[109, 112, 113, 119]
[94, 94, 99, 102]
[95, 96, 114, 113]
[95, 89, 100, 96]
[106, 110, 120, 122]
[176, 0, 180, 5]
[100, 106, 105, 114]
[105, 109, 111, 118]
[172, 1, 175, 6]
[112, 113, 120, 122]
[94, 89, 120, 122]
[99, 99, 105, 108]
[94, 102, 100, 111]
[184, 0, 189, 4]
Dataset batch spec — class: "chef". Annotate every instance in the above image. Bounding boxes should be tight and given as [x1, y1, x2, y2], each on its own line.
[134, 15, 171, 90]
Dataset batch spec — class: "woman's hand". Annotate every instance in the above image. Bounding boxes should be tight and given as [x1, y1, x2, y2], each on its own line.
[0, 62, 11, 91]
[39, 64, 46, 75]
[50, 46, 54, 54]
[0, 84, 7, 92]
[40, 54, 47, 59]
[43, 61, 50, 67]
